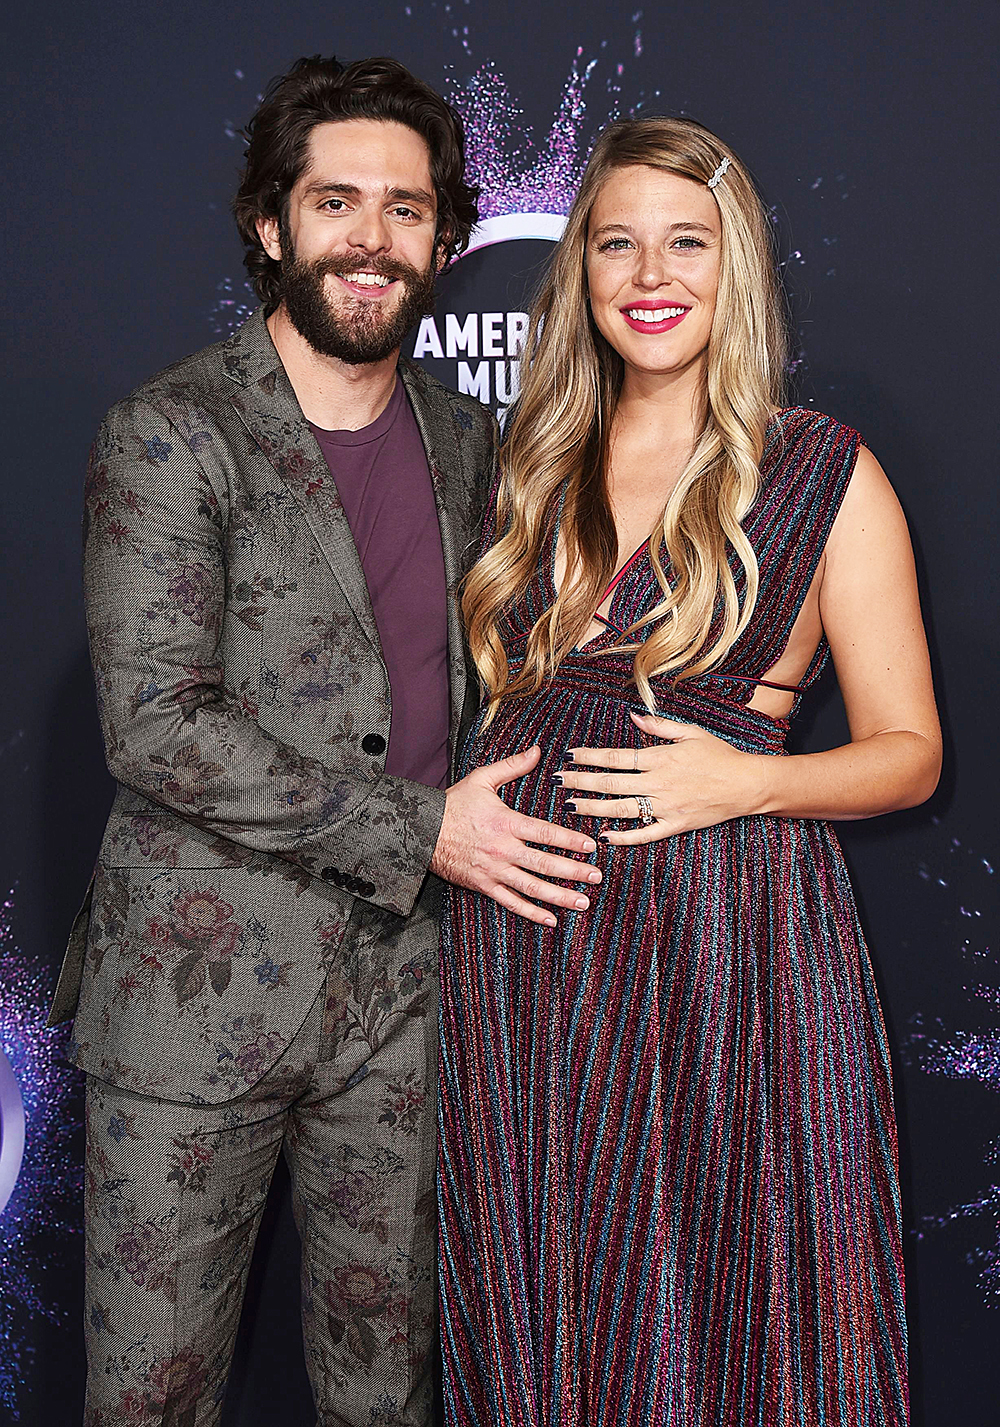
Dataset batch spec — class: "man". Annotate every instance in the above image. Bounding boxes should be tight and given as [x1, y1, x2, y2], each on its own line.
[49, 55, 599, 1426]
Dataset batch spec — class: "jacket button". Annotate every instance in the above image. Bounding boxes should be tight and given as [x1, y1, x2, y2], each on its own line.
[361, 733, 386, 755]
[321, 866, 336, 881]
[360, 880, 376, 898]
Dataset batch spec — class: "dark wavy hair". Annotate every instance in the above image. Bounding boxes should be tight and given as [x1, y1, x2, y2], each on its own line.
[233, 55, 480, 311]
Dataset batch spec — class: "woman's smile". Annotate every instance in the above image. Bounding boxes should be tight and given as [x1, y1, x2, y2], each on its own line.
[620, 301, 691, 333]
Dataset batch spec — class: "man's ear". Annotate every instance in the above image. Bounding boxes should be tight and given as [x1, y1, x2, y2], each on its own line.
[434, 226, 453, 274]
[256, 215, 283, 263]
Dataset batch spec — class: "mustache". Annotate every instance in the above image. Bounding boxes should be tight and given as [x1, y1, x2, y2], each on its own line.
[306, 252, 429, 287]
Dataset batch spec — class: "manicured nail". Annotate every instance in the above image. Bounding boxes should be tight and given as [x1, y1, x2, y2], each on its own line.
[566, 800, 578, 811]
[574, 896, 589, 910]
[582, 838, 597, 852]
[598, 832, 611, 842]
[550, 772, 565, 785]
[588, 869, 602, 883]
[544, 915, 557, 927]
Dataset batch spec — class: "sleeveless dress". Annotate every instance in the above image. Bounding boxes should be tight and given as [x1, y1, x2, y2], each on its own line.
[438, 408, 908, 1427]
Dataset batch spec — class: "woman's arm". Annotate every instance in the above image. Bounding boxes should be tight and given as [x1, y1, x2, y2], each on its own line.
[749, 444, 941, 818]
[557, 447, 942, 842]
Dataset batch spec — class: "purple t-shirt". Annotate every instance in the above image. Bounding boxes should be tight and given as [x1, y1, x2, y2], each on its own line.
[308, 377, 450, 790]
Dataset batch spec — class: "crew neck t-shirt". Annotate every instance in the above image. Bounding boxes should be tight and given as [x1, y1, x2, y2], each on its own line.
[308, 376, 450, 790]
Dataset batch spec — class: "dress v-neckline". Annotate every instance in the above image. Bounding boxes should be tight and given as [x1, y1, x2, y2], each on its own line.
[543, 414, 792, 655]
[547, 502, 654, 654]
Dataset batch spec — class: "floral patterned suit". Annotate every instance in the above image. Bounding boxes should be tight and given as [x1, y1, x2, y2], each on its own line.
[49, 308, 496, 1426]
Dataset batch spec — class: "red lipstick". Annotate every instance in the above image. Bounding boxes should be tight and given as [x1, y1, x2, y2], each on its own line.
[620, 300, 691, 334]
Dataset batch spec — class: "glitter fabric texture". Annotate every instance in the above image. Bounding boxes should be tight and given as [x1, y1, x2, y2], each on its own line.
[439, 411, 908, 1426]
[0, 893, 82, 1419]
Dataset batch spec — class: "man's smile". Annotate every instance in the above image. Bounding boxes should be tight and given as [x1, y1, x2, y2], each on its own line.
[335, 270, 399, 297]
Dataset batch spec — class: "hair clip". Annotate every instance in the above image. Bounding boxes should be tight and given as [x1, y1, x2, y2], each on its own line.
[707, 157, 731, 190]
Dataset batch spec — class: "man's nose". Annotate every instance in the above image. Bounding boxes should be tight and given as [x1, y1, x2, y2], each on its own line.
[343, 203, 391, 255]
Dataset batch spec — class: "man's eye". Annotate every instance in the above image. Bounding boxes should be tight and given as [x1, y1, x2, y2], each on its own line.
[391, 206, 419, 219]
[323, 199, 347, 212]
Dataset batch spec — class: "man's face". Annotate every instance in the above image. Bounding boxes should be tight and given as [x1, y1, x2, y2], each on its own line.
[258, 119, 442, 365]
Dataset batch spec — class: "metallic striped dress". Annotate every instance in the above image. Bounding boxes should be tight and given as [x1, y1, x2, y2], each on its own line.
[439, 408, 908, 1427]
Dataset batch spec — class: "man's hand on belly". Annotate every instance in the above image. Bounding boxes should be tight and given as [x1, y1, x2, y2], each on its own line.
[430, 745, 602, 927]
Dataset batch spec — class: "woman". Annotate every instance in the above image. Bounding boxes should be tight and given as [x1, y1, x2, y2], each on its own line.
[439, 117, 939, 1427]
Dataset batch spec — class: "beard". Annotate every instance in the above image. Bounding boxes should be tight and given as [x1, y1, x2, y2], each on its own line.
[277, 237, 437, 365]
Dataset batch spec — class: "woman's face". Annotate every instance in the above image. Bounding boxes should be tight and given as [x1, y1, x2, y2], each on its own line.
[585, 164, 722, 383]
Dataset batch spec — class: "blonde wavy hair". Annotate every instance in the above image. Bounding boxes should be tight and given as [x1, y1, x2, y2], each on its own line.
[462, 116, 789, 719]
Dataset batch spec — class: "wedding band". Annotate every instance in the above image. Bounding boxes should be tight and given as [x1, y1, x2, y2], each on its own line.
[634, 794, 655, 826]
[633, 747, 639, 771]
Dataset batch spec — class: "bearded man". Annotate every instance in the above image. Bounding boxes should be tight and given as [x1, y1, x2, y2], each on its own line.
[49, 55, 598, 1426]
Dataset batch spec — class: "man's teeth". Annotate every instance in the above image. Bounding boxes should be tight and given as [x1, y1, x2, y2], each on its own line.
[626, 306, 686, 322]
[343, 272, 392, 287]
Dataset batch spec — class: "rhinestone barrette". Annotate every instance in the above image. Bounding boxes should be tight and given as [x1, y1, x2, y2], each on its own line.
[707, 156, 731, 190]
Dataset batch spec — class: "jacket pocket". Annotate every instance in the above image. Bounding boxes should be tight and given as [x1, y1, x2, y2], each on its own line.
[98, 809, 274, 872]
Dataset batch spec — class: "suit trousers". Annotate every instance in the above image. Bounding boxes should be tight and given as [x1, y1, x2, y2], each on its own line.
[82, 921, 438, 1427]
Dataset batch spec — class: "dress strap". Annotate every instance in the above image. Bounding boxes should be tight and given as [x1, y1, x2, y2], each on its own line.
[717, 672, 807, 695]
[595, 541, 649, 612]
[581, 541, 650, 640]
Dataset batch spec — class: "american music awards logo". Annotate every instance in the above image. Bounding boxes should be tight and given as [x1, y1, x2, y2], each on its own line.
[401, 51, 608, 412]
[405, 212, 565, 419]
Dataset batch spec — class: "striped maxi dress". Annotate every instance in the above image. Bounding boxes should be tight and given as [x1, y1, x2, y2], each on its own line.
[438, 407, 908, 1427]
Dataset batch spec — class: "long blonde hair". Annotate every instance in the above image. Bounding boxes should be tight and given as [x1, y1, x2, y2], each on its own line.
[462, 117, 789, 718]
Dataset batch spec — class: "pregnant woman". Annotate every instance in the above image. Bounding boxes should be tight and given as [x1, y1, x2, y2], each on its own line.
[438, 117, 940, 1426]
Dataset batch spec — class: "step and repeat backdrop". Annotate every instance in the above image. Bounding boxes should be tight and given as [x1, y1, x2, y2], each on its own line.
[3, 1, 997, 1422]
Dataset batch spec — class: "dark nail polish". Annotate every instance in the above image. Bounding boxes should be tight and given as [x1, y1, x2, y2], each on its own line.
[551, 773, 564, 785]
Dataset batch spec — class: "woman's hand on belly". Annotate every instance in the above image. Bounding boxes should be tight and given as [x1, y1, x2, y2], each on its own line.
[554, 711, 766, 844]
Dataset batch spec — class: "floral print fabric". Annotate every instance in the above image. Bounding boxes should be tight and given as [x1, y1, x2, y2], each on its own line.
[84, 944, 437, 1427]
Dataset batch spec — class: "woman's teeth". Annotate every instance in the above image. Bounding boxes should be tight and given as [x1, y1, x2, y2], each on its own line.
[626, 306, 687, 322]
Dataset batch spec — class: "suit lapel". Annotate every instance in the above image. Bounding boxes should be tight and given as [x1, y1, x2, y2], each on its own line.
[221, 310, 382, 653]
[398, 358, 472, 758]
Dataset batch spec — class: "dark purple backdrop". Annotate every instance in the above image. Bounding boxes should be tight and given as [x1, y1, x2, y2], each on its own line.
[2, 1, 998, 1423]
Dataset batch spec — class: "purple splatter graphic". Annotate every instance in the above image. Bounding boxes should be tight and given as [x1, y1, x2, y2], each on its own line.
[448, 52, 598, 221]
[0, 891, 82, 1418]
[906, 833, 998, 1306]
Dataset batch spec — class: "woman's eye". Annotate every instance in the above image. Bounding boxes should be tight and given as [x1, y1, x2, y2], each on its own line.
[598, 236, 632, 252]
[674, 236, 706, 249]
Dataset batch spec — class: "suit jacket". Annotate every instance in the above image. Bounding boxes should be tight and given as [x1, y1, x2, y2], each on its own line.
[49, 308, 496, 1103]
